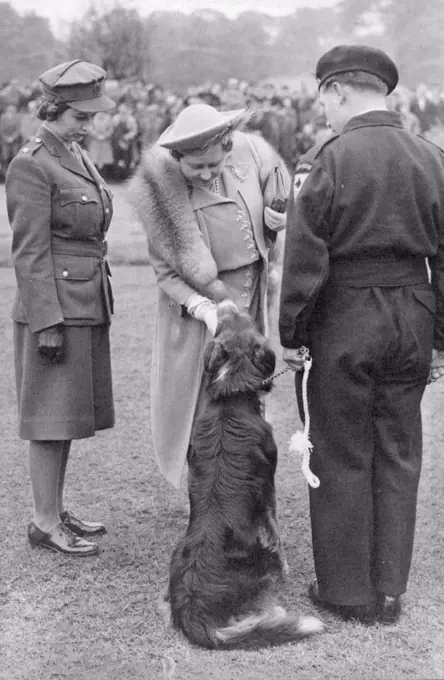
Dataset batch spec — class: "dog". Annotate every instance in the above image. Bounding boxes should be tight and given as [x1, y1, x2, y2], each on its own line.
[164, 300, 323, 649]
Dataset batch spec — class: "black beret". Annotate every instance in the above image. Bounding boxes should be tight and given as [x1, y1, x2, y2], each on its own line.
[316, 44, 399, 94]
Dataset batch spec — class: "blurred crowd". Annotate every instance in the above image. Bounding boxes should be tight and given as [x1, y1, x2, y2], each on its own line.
[1, 76, 444, 180]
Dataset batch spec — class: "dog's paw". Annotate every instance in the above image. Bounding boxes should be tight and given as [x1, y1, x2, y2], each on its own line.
[280, 556, 290, 579]
[158, 587, 172, 628]
[297, 615, 325, 637]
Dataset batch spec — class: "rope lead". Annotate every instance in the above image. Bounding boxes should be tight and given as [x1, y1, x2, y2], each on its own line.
[289, 354, 320, 489]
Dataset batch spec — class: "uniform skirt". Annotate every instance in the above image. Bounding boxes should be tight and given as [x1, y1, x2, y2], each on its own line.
[14, 322, 115, 440]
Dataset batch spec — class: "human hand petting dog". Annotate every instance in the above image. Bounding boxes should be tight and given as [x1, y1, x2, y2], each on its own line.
[428, 349, 444, 384]
[185, 293, 219, 335]
[264, 206, 286, 232]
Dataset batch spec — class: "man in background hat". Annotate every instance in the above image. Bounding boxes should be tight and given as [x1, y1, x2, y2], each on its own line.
[279, 45, 444, 624]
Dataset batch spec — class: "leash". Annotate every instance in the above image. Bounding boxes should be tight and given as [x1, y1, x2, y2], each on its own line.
[288, 348, 320, 489]
[261, 364, 292, 386]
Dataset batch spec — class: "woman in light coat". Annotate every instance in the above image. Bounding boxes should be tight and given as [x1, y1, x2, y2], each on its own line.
[128, 104, 289, 487]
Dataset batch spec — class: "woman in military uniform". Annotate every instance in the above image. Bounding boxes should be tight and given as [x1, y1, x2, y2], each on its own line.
[6, 60, 115, 557]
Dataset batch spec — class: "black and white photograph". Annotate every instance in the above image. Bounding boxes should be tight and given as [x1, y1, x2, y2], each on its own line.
[1, 1, 444, 678]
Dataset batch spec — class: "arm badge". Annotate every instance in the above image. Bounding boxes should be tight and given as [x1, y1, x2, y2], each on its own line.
[293, 162, 312, 197]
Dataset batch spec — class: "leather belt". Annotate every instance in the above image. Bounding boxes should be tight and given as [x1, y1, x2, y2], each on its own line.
[51, 237, 108, 258]
[329, 256, 429, 287]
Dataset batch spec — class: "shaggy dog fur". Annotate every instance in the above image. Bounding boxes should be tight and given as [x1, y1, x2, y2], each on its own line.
[164, 301, 323, 649]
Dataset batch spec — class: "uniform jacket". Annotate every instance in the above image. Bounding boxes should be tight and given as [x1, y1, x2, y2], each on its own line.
[279, 110, 444, 350]
[128, 131, 289, 487]
[6, 125, 114, 333]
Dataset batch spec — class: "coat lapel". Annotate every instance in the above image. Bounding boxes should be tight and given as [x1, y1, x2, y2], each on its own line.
[37, 126, 94, 183]
[190, 186, 233, 211]
[223, 155, 268, 261]
[76, 143, 104, 189]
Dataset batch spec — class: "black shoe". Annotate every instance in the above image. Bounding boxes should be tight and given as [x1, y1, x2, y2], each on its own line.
[60, 510, 107, 537]
[309, 579, 376, 625]
[28, 522, 99, 556]
[376, 593, 401, 625]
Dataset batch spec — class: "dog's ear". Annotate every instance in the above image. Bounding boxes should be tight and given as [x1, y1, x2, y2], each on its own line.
[253, 342, 276, 377]
[203, 340, 226, 373]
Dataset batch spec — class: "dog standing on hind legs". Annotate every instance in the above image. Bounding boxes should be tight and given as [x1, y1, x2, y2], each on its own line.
[163, 300, 323, 649]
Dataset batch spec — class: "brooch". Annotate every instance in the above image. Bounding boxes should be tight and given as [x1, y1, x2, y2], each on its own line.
[228, 164, 249, 182]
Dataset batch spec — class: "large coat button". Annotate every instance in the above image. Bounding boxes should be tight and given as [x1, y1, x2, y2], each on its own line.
[82, 195, 88, 202]
[63, 270, 68, 277]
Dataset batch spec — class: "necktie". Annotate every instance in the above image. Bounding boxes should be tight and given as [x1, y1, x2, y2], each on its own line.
[70, 142, 85, 168]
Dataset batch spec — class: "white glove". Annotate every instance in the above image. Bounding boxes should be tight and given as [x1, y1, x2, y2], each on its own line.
[264, 206, 286, 232]
[185, 293, 219, 335]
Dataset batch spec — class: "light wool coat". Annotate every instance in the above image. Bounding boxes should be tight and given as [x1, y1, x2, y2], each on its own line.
[128, 131, 289, 487]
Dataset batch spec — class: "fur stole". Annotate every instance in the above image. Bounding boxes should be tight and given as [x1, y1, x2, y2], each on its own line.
[127, 142, 224, 300]
[127, 132, 285, 304]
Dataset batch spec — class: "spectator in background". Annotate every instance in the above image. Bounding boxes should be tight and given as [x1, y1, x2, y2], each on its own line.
[87, 110, 115, 172]
[277, 96, 299, 168]
[0, 104, 22, 175]
[220, 77, 246, 110]
[0, 79, 25, 112]
[294, 121, 316, 164]
[410, 84, 441, 133]
[20, 100, 41, 142]
[112, 102, 138, 178]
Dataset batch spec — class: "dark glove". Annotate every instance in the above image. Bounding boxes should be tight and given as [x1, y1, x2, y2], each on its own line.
[37, 325, 65, 363]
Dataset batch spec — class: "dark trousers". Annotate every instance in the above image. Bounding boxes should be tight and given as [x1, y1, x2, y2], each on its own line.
[297, 283, 434, 605]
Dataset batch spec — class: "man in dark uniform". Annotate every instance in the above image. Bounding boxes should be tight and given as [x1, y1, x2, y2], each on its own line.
[279, 45, 444, 625]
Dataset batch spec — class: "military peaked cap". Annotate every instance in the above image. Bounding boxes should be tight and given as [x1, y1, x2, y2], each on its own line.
[39, 60, 115, 112]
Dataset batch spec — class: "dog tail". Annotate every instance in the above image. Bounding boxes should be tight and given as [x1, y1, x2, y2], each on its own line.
[177, 603, 323, 650]
[213, 606, 324, 650]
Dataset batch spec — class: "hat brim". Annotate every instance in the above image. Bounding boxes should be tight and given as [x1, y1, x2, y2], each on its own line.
[68, 94, 115, 113]
[158, 108, 248, 151]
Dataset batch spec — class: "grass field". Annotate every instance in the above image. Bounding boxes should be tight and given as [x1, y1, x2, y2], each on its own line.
[1, 184, 444, 680]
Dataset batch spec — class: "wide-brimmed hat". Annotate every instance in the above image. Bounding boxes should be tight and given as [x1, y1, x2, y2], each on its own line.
[39, 59, 115, 112]
[158, 104, 252, 152]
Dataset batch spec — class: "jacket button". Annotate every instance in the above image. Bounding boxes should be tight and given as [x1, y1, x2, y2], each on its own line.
[82, 195, 88, 201]
[35, 137, 41, 142]
[63, 270, 68, 277]
[105, 208, 110, 214]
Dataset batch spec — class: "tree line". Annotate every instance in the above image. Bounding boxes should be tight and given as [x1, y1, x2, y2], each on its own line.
[0, 0, 443, 89]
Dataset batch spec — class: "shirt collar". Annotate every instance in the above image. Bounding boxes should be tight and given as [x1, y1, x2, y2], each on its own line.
[42, 122, 73, 151]
[342, 109, 404, 134]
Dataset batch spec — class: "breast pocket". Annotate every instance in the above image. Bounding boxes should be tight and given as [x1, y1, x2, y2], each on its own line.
[59, 187, 101, 232]
[53, 255, 97, 320]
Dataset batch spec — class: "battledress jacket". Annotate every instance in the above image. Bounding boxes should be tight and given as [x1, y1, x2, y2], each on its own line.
[279, 110, 444, 351]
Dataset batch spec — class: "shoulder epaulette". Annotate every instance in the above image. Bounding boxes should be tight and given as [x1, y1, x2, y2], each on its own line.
[417, 133, 444, 154]
[19, 136, 44, 155]
[292, 134, 339, 196]
[297, 133, 339, 169]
